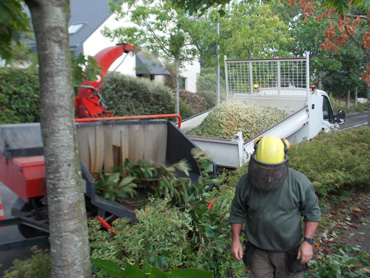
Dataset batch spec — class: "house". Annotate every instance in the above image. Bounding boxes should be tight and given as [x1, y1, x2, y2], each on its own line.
[68, 0, 200, 92]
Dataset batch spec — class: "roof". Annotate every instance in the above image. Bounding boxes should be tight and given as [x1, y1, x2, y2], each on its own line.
[69, 0, 111, 54]
[25, 0, 111, 55]
[136, 53, 170, 75]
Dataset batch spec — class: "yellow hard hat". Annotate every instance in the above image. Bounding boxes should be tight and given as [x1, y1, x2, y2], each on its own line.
[254, 137, 290, 164]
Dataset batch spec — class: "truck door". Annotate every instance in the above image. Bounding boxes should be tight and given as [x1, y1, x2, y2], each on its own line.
[322, 95, 335, 123]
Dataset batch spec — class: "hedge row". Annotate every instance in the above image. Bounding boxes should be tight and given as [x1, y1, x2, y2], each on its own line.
[0, 68, 40, 124]
[0, 68, 210, 123]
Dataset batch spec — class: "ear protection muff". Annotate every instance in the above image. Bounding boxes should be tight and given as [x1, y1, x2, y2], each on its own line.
[253, 137, 262, 151]
[281, 138, 290, 155]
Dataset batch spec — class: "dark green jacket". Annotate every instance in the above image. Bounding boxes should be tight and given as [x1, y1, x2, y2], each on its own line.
[229, 168, 321, 252]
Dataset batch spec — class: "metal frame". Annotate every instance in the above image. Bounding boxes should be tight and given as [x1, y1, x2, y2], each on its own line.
[224, 56, 310, 96]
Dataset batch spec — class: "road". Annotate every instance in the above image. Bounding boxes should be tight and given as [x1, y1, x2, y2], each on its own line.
[340, 111, 369, 130]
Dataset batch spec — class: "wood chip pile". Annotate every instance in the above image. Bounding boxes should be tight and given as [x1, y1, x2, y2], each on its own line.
[186, 101, 290, 141]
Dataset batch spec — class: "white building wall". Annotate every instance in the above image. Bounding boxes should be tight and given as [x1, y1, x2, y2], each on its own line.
[83, 13, 136, 77]
[182, 60, 200, 93]
[82, 11, 200, 92]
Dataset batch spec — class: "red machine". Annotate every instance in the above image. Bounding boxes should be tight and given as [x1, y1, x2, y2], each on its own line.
[74, 43, 140, 118]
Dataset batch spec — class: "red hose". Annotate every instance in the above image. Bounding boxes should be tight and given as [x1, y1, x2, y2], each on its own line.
[97, 216, 119, 234]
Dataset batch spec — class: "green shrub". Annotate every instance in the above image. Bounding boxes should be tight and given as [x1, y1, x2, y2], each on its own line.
[0, 68, 40, 124]
[101, 73, 175, 116]
[288, 127, 370, 198]
[3, 247, 51, 278]
[197, 91, 217, 109]
[196, 73, 227, 103]
[180, 99, 195, 119]
[179, 89, 207, 114]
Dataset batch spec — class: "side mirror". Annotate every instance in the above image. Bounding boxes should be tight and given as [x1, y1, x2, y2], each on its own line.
[337, 109, 346, 119]
[335, 109, 346, 124]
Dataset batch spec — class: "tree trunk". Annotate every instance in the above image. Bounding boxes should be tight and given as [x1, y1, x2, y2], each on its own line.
[25, 1, 91, 277]
[346, 90, 350, 109]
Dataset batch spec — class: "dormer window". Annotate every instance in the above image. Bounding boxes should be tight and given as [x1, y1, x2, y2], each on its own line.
[68, 23, 84, 35]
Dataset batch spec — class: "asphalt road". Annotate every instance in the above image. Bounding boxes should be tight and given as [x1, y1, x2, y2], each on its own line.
[340, 111, 369, 130]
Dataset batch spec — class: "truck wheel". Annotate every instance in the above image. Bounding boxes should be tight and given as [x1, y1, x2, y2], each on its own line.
[12, 197, 49, 238]
[18, 223, 48, 238]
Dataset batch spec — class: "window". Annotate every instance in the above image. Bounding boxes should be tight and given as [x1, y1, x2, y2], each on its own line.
[180, 77, 186, 90]
[322, 96, 334, 123]
[68, 24, 84, 35]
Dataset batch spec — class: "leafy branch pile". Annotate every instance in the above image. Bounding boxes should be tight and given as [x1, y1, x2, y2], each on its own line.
[186, 101, 289, 141]
[95, 158, 193, 207]
[89, 149, 246, 278]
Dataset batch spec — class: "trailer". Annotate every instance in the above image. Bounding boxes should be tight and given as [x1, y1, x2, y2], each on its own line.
[185, 56, 345, 168]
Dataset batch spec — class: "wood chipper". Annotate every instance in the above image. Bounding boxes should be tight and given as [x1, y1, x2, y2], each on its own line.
[0, 44, 213, 238]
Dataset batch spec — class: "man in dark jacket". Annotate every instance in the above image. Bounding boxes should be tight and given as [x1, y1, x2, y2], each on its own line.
[230, 136, 321, 278]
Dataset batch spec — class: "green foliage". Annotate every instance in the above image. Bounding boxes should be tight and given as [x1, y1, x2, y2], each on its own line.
[219, 3, 294, 59]
[197, 91, 217, 110]
[0, 68, 40, 124]
[72, 53, 102, 86]
[3, 247, 51, 278]
[91, 258, 213, 278]
[101, 73, 175, 116]
[180, 99, 196, 119]
[89, 149, 245, 277]
[306, 244, 370, 277]
[321, 43, 367, 99]
[180, 89, 207, 114]
[95, 170, 137, 202]
[288, 127, 370, 198]
[187, 101, 289, 141]
[196, 73, 226, 105]
[0, 0, 30, 62]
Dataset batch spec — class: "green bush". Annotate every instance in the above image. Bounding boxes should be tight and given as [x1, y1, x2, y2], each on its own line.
[179, 89, 207, 114]
[101, 73, 175, 116]
[0, 68, 40, 124]
[3, 247, 51, 278]
[197, 91, 217, 109]
[180, 99, 196, 119]
[196, 73, 227, 103]
[288, 127, 370, 198]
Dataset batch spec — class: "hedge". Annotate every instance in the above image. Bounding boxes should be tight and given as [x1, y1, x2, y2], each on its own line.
[0, 68, 40, 124]
[101, 73, 175, 116]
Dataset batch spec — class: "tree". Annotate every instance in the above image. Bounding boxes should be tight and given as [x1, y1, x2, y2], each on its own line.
[219, 2, 294, 59]
[0, 0, 30, 62]
[284, 0, 370, 123]
[24, 1, 91, 277]
[104, 0, 198, 116]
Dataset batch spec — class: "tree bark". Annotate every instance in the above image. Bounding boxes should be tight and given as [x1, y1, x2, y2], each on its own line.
[25, 0, 91, 277]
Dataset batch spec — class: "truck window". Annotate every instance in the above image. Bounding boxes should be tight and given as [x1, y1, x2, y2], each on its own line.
[322, 96, 334, 123]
